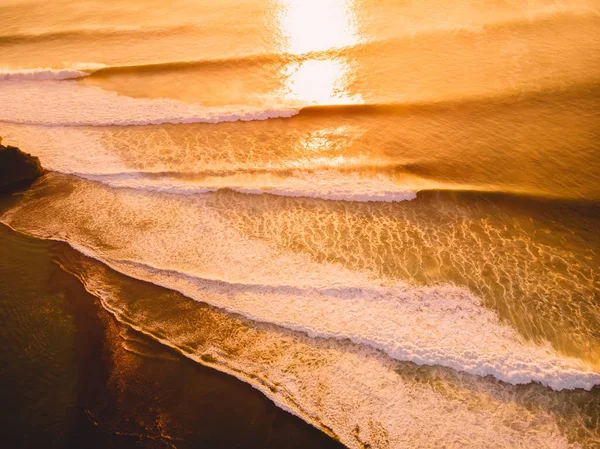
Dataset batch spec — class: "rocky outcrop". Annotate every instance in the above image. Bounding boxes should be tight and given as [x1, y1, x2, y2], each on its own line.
[0, 140, 44, 193]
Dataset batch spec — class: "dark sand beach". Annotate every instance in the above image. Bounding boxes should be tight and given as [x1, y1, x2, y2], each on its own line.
[0, 217, 344, 449]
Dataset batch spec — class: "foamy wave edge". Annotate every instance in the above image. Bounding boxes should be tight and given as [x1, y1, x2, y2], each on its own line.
[58, 170, 418, 203]
[0, 108, 299, 126]
[0, 67, 92, 81]
[9, 223, 596, 393]
[50, 257, 328, 438]
[0, 79, 299, 126]
[67, 247, 600, 392]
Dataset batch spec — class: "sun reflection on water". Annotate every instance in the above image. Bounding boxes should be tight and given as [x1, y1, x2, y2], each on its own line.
[275, 0, 363, 105]
[282, 58, 362, 105]
[277, 0, 359, 54]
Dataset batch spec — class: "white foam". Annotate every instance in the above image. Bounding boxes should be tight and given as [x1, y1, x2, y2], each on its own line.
[0, 67, 91, 81]
[66, 171, 417, 202]
[0, 124, 415, 203]
[77, 259, 577, 449]
[108, 255, 600, 391]
[0, 80, 298, 126]
[2, 175, 598, 391]
[0, 124, 126, 174]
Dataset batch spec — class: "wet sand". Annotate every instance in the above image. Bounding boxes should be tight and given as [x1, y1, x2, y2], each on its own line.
[0, 221, 345, 449]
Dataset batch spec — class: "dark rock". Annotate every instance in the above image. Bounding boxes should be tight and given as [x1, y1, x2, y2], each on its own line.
[0, 142, 44, 193]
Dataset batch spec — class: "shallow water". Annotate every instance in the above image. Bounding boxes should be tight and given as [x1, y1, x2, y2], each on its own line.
[1, 1, 599, 448]
[0, 222, 344, 449]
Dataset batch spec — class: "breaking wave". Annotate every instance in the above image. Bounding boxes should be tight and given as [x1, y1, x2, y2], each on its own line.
[1, 176, 598, 391]
[60, 170, 418, 203]
[0, 67, 92, 81]
[0, 79, 297, 126]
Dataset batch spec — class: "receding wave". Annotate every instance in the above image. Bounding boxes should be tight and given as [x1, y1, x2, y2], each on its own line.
[92, 255, 600, 391]
[48, 228, 596, 449]
[21, 230, 600, 391]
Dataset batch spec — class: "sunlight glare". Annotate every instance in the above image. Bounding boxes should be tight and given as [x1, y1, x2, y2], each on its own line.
[283, 58, 361, 105]
[276, 0, 363, 105]
[277, 0, 359, 54]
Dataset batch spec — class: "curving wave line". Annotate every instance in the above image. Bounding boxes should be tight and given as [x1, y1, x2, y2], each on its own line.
[13, 158, 600, 205]
[53, 243, 600, 391]
[0, 24, 199, 45]
[0, 54, 288, 82]
[0, 67, 92, 81]
[0, 79, 298, 126]
[297, 80, 600, 117]
[40, 169, 600, 206]
[57, 170, 418, 203]
[1, 214, 598, 392]
[2, 75, 598, 127]
[87, 53, 295, 78]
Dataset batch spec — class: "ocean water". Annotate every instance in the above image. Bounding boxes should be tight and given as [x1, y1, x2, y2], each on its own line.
[0, 222, 345, 449]
[1, 1, 599, 448]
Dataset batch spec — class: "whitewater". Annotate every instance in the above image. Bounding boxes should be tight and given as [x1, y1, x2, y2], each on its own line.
[1, 1, 600, 448]
[1, 57, 599, 388]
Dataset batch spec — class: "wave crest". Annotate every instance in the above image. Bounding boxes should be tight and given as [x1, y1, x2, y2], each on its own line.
[61, 170, 418, 203]
[0, 79, 298, 126]
[2, 176, 598, 392]
[0, 67, 91, 81]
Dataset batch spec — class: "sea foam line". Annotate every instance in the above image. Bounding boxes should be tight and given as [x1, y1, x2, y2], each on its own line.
[5, 215, 596, 392]
[0, 79, 298, 126]
[103, 256, 600, 392]
[0, 67, 93, 81]
[60, 170, 418, 203]
[0, 222, 589, 449]
[58, 244, 583, 449]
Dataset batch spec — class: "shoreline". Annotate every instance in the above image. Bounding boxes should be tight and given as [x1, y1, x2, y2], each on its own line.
[0, 221, 345, 449]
